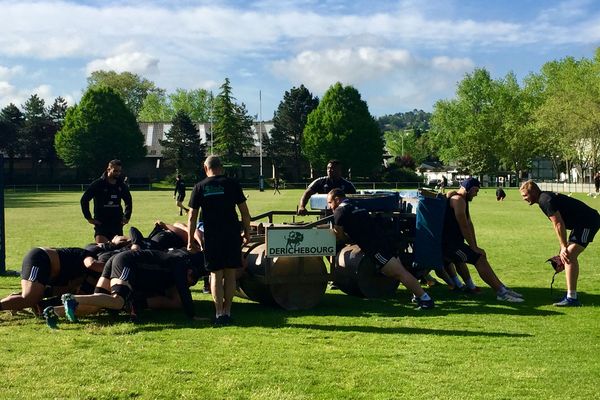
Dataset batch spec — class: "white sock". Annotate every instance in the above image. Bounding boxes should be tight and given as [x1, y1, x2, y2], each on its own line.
[464, 278, 476, 289]
[567, 291, 577, 299]
[451, 276, 464, 288]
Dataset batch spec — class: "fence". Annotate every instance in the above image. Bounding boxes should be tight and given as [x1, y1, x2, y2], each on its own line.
[4, 181, 596, 194]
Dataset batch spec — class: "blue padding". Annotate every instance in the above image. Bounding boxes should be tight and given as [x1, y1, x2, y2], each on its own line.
[413, 193, 446, 270]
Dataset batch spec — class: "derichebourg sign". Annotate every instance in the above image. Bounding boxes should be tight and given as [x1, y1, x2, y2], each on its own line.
[265, 227, 336, 257]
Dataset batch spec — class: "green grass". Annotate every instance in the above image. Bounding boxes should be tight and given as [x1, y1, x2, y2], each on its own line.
[1, 188, 599, 399]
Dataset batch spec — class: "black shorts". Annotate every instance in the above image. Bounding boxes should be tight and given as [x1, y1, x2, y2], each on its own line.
[363, 242, 395, 270]
[94, 221, 123, 240]
[21, 248, 52, 285]
[176, 193, 185, 202]
[569, 219, 600, 248]
[204, 233, 242, 272]
[443, 243, 482, 265]
[109, 252, 135, 283]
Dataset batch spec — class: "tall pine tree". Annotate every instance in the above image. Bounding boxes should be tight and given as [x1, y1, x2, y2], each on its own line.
[265, 85, 319, 181]
[159, 110, 206, 180]
[212, 78, 254, 177]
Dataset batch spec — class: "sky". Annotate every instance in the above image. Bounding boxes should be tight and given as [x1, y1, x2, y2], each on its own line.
[1, 0, 599, 119]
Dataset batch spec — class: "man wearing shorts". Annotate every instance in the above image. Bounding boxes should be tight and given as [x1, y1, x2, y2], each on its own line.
[0, 247, 103, 314]
[187, 156, 251, 326]
[520, 180, 600, 306]
[48, 249, 205, 327]
[443, 178, 524, 302]
[174, 174, 189, 216]
[327, 189, 434, 309]
[81, 159, 133, 243]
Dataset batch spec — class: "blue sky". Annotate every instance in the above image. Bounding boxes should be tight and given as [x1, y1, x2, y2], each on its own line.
[0, 0, 599, 118]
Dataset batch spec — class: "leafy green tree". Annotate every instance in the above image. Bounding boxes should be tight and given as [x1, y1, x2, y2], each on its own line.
[430, 68, 503, 175]
[43, 97, 69, 180]
[138, 92, 172, 122]
[212, 78, 254, 176]
[494, 72, 543, 178]
[86, 70, 164, 117]
[303, 82, 383, 177]
[55, 86, 146, 178]
[169, 88, 212, 123]
[159, 110, 206, 180]
[531, 51, 600, 177]
[265, 85, 319, 181]
[139, 88, 213, 123]
[0, 103, 24, 181]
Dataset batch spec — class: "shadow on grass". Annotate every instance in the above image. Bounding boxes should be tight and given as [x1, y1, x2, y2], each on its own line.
[4, 193, 74, 209]
[7, 286, 596, 333]
[284, 323, 532, 338]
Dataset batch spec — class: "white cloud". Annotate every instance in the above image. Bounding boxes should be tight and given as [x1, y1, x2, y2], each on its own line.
[0, 65, 24, 80]
[271, 47, 474, 113]
[0, 80, 72, 109]
[86, 52, 160, 75]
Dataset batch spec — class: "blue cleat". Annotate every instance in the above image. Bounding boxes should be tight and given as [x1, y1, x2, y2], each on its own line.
[42, 306, 59, 329]
[553, 296, 581, 307]
[61, 293, 79, 322]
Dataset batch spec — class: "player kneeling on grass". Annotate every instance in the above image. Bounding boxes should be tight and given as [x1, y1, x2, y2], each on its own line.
[43, 248, 205, 328]
[442, 178, 523, 303]
[0, 247, 105, 315]
[327, 189, 435, 309]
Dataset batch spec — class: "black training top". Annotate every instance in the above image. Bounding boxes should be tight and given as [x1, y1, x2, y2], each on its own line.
[55, 248, 94, 285]
[114, 249, 204, 318]
[333, 199, 382, 252]
[442, 196, 470, 248]
[538, 192, 600, 229]
[188, 175, 246, 238]
[308, 176, 357, 195]
[81, 173, 132, 222]
[174, 179, 186, 196]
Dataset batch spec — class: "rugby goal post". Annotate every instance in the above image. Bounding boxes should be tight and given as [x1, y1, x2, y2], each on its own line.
[0, 155, 5, 274]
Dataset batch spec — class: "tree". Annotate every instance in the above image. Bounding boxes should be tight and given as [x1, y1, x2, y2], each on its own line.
[43, 97, 69, 180]
[494, 72, 543, 178]
[0, 103, 24, 182]
[303, 82, 383, 177]
[169, 88, 212, 123]
[138, 92, 172, 122]
[159, 110, 206, 180]
[265, 85, 319, 181]
[429, 68, 503, 175]
[212, 78, 254, 176]
[86, 70, 164, 117]
[531, 51, 600, 178]
[139, 88, 213, 123]
[55, 86, 146, 178]
[20, 94, 50, 178]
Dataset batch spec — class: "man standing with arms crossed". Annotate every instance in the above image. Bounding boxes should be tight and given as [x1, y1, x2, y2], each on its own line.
[187, 156, 251, 325]
[520, 180, 600, 306]
[81, 159, 132, 244]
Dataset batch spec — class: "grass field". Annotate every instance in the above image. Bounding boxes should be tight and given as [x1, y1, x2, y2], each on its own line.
[1, 187, 599, 399]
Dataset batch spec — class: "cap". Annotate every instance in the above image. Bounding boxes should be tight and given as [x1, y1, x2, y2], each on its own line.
[461, 177, 481, 191]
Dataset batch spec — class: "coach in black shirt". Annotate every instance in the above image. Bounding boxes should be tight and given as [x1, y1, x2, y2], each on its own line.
[520, 180, 600, 307]
[298, 159, 356, 216]
[81, 160, 132, 244]
[187, 155, 251, 326]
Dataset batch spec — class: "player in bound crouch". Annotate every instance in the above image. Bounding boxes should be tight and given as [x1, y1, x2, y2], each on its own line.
[327, 189, 435, 309]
